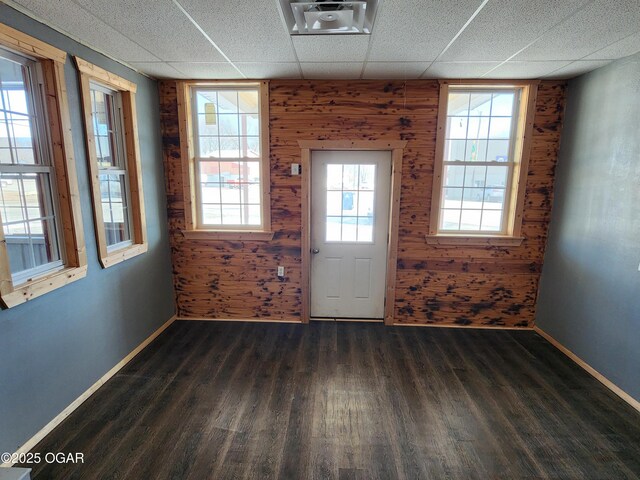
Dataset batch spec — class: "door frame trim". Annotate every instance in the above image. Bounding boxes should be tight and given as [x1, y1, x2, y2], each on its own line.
[298, 140, 406, 325]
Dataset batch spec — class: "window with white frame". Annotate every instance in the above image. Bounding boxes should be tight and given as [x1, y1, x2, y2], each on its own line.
[76, 56, 146, 269]
[0, 23, 87, 309]
[89, 82, 132, 249]
[430, 83, 536, 238]
[190, 84, 269, 230]
[0, 48, 64, 285]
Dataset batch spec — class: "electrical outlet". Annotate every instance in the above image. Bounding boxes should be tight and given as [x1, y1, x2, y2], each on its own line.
[277, 266, 285, 277]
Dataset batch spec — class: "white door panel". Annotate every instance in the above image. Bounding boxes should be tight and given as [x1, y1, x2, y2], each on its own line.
[310, 150, 391, 319]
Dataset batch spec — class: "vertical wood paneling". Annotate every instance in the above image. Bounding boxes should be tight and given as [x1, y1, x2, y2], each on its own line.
[160, 80, 566, 326]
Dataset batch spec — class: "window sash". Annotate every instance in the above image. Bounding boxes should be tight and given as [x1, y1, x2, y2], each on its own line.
[190, 86, 265, 230]
[99, 171, 133, 251]
[89, 82, 134, 247]
[194, 157, 263, 229]
[0, 49, 65, 283]
[437, 87, 521, 235]
[0, 48, 50, 168]
[89, 81, 127, 169]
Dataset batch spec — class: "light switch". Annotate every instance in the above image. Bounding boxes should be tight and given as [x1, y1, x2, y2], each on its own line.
[277, 266, 285, 277]
[291, 163, 301, 175]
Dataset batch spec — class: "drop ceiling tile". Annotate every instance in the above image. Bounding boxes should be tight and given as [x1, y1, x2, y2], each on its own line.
[235, 63, 301, 79]
[300, 62, 363, 79]
[439, 0, 592, 62]
[70, 0, 227, 62]
[168, 62, 242, 79]
[422, 62, 500, 78]
[362, 62, 430, 79]
[177, 0, 296, 63]
[542, 60, 613, 79]
[129, 62, 186, 79]
[10, 0, 160, 62]
[583, 32, 640, 60]
[485, 61, 572, 79]
[293, 35, 370, 62]
[515, 0, 640, 61]
[368, 0, 485, 62]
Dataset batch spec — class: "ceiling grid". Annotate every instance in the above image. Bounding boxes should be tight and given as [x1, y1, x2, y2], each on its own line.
[2, 0, 639, 80]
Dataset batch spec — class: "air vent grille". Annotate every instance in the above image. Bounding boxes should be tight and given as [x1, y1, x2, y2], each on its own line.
[279, 0, 379, 35]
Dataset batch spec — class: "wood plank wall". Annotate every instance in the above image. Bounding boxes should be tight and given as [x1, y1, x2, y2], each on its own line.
[159, 80, 566, 327]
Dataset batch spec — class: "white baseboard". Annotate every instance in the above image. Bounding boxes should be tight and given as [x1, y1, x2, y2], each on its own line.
[534, 326, 640, 413]
[1, 314, 177, 468]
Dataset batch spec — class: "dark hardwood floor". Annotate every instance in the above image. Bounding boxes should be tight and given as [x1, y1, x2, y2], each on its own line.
[22, 321, 640, 479]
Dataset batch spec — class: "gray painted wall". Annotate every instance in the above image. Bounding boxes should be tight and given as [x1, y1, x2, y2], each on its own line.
[0, 5, 176, 453]
[537, 53, 640, 402]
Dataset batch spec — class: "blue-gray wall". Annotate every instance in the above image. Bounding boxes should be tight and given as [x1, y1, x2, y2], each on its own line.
[0, 5, 176, 453]
[537, 53, 640, 402]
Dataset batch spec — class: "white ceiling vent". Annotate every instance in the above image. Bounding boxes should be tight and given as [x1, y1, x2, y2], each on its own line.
[279, 0, 380, 35]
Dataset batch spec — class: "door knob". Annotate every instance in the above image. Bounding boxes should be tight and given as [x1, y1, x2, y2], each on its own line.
[312, 248, 320, 254]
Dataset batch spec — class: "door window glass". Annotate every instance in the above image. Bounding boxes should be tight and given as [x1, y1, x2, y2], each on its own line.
[325, 163, 376, 242]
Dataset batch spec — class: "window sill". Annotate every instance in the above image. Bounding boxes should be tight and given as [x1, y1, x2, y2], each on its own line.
[100, 243, 148, 269]
[1, 265, 88, 309]
[182, 230, 275, 241]
[425, 235, 525, 247]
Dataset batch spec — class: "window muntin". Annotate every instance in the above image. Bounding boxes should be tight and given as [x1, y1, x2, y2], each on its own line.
[191, 87, 265, 229]
[88, 81, 132, 250]
[0, 23, 87, 308]
[75, 56, 146, 269]
[439, 87, 520, 234]
[0, 48, 64, 285]
[90, 84, 124, 168]
[325, 163, 376, 243]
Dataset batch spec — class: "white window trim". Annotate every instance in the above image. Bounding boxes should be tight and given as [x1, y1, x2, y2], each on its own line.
[177, 80, 273, 241]
[427, 80, 539, 246]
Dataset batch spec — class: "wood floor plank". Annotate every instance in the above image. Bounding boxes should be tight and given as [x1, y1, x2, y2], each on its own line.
[20, 321, 640, 480]
[277, 326, 320, 480]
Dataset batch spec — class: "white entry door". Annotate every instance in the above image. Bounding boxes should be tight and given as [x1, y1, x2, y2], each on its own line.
[310, 150, 392, 319]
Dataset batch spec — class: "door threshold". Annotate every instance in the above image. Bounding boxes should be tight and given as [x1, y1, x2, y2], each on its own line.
[310, 317, 384, 323]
